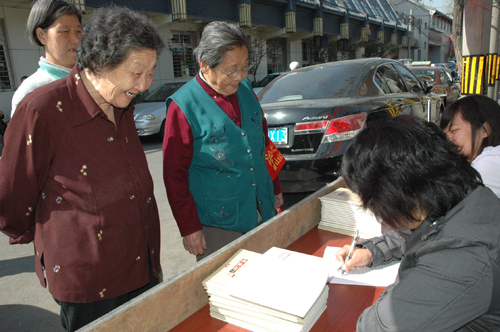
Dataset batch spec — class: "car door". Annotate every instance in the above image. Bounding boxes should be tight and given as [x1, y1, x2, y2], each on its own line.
[393, 63, 441, 124]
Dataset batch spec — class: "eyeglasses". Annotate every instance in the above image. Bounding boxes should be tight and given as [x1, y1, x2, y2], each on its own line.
[217, 64, 253, 78]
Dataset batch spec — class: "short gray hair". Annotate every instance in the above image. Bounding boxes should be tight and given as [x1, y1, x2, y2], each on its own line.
[193, 21, 250, 68]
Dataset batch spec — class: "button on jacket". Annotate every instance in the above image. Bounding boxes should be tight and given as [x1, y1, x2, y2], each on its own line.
[0, 66, 161, 303]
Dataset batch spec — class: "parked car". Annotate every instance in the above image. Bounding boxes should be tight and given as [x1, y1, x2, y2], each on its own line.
[410, 66, 460, 106]
[134, 80, 189, 138]
[252, 72, 285, 94]
[259, 58, 443, 193]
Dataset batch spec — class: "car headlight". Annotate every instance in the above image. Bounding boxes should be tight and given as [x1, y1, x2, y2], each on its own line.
[136, 114, 155, 121]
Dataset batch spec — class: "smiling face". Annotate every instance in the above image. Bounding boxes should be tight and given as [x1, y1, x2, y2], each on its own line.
[444, 112, 489, 161]
[200, 45, 249, 96]
[36, 14, 82, 69]
[90, 49, 157, 110]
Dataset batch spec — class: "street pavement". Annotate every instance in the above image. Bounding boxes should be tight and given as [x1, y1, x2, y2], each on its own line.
[0, 136, 310, 332]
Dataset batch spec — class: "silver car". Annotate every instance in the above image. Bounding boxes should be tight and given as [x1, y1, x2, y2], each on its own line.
[134, 80, 188, 138]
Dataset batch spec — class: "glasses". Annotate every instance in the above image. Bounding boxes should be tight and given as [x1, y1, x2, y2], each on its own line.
[217, 64, 253, 78]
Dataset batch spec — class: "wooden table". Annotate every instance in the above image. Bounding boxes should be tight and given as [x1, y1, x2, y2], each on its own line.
[170, 227, 386, 332]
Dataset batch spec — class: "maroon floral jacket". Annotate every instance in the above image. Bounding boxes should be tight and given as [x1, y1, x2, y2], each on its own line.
[0, 66, 161, 302]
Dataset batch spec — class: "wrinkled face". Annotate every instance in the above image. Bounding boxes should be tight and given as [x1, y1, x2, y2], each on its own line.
[36, 14, 82, 69]
[201, 45, 249, 96]
[444, 112, 488, 161]
[94, 49, 157, 109]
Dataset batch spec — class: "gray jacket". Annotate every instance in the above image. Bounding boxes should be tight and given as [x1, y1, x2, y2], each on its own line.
[356, 186, 500, 331]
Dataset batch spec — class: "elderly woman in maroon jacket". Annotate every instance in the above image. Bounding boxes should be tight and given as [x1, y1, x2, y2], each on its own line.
[0, 6, 164, 331]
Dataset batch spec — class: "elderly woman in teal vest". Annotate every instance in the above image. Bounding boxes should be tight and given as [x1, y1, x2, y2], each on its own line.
[163, 21, 284, 260]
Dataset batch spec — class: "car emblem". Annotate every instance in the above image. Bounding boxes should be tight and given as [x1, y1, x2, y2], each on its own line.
[302, 116, 329, 121]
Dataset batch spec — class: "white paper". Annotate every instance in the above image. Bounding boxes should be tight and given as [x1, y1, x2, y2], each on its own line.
[323, 246, 400, 287]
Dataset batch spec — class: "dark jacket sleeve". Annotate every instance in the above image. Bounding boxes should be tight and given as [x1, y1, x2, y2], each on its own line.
[357, 229, 408, 267]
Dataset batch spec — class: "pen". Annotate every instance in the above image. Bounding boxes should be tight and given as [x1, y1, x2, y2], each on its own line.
[341, 230, 360, 276]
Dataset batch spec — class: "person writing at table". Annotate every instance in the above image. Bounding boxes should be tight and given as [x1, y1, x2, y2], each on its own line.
[336, 115, 500, 331]
[11, 0, 82, 118]
[163, 21, 284, 261]
[0, 6, 165, 331]
[338, 94, 500, 275]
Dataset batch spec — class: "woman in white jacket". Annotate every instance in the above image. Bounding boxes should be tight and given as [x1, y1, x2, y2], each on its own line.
[440, 94, 500, 197]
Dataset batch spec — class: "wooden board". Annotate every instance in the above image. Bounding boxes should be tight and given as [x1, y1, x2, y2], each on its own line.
[81, 178, 346, 332]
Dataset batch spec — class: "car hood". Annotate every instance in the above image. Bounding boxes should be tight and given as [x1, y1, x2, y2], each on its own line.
[133, 102, 165, 116]
[262, 97, 359, 125]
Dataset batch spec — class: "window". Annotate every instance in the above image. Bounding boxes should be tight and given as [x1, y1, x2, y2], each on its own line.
[394, 63, 422, 91]
[0, 20, 13, 90]
[170, 31, 196, 78]
[373, 64, 407, 94]
[424, 42, 427, 49]
[302, 40, 310, 64]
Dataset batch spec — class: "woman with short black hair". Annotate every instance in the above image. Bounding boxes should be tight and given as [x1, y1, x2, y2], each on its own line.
[337, 115, 500, 331]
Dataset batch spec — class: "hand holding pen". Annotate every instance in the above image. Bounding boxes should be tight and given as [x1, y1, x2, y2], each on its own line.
[337, 230, 364, 275]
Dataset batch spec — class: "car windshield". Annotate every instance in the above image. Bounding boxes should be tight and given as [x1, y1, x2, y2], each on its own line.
[259, 64, 362, 103]
[143, 82, 186, 102]
[411, 69, 436, 82]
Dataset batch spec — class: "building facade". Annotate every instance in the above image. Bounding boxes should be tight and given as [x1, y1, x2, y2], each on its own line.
[392, 0, 453, 64]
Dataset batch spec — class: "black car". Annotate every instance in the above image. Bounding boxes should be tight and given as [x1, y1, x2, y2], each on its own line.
[259, 58, 443, 193]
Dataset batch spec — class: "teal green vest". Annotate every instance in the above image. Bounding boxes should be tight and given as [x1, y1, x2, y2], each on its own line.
[167, 77, 276, 233]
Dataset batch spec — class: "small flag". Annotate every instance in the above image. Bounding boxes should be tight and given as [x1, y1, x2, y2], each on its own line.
[265, 141, 285, 180]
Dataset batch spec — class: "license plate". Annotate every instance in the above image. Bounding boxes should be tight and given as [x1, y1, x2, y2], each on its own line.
[268, 127, 288, 144]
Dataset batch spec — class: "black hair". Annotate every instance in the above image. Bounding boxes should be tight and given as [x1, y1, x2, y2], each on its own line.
[341, 115, 482, 229]
[440, 94, 500, 156]
[27, 0, 82, 46]
[76, 6, 165, 75]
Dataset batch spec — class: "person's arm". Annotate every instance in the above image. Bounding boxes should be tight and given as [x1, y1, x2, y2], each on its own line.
[336, 229, 406, 271]
[357, 244, 493, 331]
[162, 100, 206, 255]
[356, 229, 407, 266]
[0, 102, 51, 244]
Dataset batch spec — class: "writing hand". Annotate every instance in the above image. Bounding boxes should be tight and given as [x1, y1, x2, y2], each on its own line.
[335, 245, 373, 273]
[183, 230, 207, 256]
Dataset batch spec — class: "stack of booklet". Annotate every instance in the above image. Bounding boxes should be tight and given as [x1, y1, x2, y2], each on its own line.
[318, 187, 382, 238]
[203, 247, 331, 332]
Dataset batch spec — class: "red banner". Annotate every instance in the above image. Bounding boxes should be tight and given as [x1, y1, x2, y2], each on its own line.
[265, 141, 286, 180]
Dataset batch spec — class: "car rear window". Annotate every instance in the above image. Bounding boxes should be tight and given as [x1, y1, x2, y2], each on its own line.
[259, 65, 362, 103]
[411, 69, 436, 81]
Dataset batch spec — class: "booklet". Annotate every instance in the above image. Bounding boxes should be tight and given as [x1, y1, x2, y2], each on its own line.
[228, 247, 331, 318]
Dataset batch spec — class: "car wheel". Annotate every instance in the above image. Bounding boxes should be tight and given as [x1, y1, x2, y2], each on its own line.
[159, 120, 165, 141]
